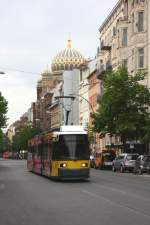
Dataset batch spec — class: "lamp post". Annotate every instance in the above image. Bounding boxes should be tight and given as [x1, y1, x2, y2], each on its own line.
[55, 94, 96, 148]
[69, 93, 94, 113]
[69, 94, 96, 145]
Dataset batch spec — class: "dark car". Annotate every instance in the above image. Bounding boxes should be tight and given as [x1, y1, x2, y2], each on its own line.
[133, 155, 150, 175]
[112, 153, 139, 173]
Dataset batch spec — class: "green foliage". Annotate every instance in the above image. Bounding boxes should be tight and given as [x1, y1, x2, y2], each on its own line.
[91, 66, 150, 144]
[0, 93, 8, 128]
[86, 123, 94, 143]
[12, 125, 41, 152]
[0, 130, 11, 153]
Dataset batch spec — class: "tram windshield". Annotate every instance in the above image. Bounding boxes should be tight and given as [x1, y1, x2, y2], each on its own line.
[52, 134, 90, 160]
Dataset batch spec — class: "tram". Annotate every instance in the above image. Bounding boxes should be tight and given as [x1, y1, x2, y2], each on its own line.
[27, 126, 90, 180]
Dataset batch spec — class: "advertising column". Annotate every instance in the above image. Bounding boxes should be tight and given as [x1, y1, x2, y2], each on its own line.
[63, 70, 79, 125]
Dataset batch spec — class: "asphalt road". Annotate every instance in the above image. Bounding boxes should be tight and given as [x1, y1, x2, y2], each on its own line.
[0, 160, 150, 225]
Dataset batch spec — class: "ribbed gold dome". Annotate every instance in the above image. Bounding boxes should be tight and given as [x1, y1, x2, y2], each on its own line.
[51, 39, 85, 72]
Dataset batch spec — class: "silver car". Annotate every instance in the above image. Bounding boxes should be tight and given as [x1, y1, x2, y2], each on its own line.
[112, 153, 139, 173]
[133, 155, 150, 175]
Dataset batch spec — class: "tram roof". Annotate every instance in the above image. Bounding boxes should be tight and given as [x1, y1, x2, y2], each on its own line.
[54, 125, 87, 135]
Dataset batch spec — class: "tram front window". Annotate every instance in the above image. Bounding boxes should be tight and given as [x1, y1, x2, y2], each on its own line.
[52, 134, 89, 160]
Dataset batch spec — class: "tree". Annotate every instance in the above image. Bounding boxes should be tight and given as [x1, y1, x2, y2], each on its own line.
[85, 123, 94, 144]
[91, 66, 150, 148]
[12, 124, 41, 152]
[0, 92, 8, 129]
[0, 130, 11, 154]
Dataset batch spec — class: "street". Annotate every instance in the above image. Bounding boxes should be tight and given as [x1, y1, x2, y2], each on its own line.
[0, 160, 150, 225]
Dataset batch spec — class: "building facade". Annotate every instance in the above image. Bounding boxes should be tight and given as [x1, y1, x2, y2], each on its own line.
[97, 0, 150, 152]
[79, 62, 90, 128]
[98, 0, 149, 77]
[35, 66, 62, 131]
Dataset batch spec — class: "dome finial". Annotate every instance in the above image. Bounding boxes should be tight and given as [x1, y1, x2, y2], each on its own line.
[67, 33, 72, 48]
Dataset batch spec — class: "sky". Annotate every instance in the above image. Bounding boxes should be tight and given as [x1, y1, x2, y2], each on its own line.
[0, 0, 118, 128]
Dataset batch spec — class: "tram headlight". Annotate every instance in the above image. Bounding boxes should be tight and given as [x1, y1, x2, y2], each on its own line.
[60, 163, 67, 168]
[81, 163, 88, 167]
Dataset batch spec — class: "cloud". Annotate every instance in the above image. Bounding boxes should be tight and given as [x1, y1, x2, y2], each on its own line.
[0, 0, 118, 127]
[1, 84, 36, 126]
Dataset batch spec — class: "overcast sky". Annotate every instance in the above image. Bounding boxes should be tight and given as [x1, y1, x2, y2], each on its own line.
[0, 0, 118, 128]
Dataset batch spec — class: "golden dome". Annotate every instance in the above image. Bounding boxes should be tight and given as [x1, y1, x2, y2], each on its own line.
[51, 39, 85, 72]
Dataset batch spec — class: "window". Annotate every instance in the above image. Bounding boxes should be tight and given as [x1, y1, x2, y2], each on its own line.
[143, 156, 150, 162]
[118, 155, 125, 160]
[138, 48, 144, 68]
[80, 71, 83, 81]
[126, 155, 139, 160]
[132, 49, 134, 62]
[113, 26, 116, 36]
[137, 11, 144, 32]
[101, 40, 104, 48]
[122, 28, 128, 46]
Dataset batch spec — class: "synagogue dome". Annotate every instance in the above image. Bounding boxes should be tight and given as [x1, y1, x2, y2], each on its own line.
[51, 39, 85, 72]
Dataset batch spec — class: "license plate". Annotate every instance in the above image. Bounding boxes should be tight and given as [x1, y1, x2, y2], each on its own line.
[104, 162, 112, 166]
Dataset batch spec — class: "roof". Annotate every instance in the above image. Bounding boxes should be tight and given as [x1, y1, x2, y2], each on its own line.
[54, 125, 87, 135]
[51, 39, 85, 72]
[99, 0, 122, 33]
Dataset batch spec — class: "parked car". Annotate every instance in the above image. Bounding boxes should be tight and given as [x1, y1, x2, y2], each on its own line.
[100, 151, 116, 169]
[92, 150, 116, 169]
[112, 153, 139, 173]
[133, 155, 150, 175]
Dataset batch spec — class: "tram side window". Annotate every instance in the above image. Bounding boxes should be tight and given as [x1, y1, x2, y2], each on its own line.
[34, 145, 41, 160]
[32, 146, 37, 159]
[43, 143, 49, 160]
[37, 144, 43, 160]
[33, 146, 38, 160]
[49, 143, 52, 160]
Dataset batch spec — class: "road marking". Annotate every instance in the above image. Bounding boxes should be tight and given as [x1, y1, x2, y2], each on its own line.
[89, 179, 150, 203]
[82, 189, 150, 218]
[82, 190, 100, 198]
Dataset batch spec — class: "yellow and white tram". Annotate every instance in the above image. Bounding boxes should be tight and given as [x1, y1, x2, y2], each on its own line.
[27, 126, 90, 180]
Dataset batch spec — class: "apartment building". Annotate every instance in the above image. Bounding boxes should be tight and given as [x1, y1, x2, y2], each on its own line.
[98, 0, 149, 80]
[79, 62, 90, 128]
[97, 0, 149, 151]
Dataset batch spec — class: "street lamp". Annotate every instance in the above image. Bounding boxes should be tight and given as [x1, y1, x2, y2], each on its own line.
[69, 94, 94, 112]
[69, 94, 96, 147]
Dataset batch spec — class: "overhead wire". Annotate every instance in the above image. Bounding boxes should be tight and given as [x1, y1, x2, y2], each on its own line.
[0, 42, 150, 86]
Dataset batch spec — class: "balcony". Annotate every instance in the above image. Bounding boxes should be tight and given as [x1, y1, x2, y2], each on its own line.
[97, 61, 112, 79]
[101, 42, 111, 51]
[101, 45, 111, 51]
[117, 16, 128, 23]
